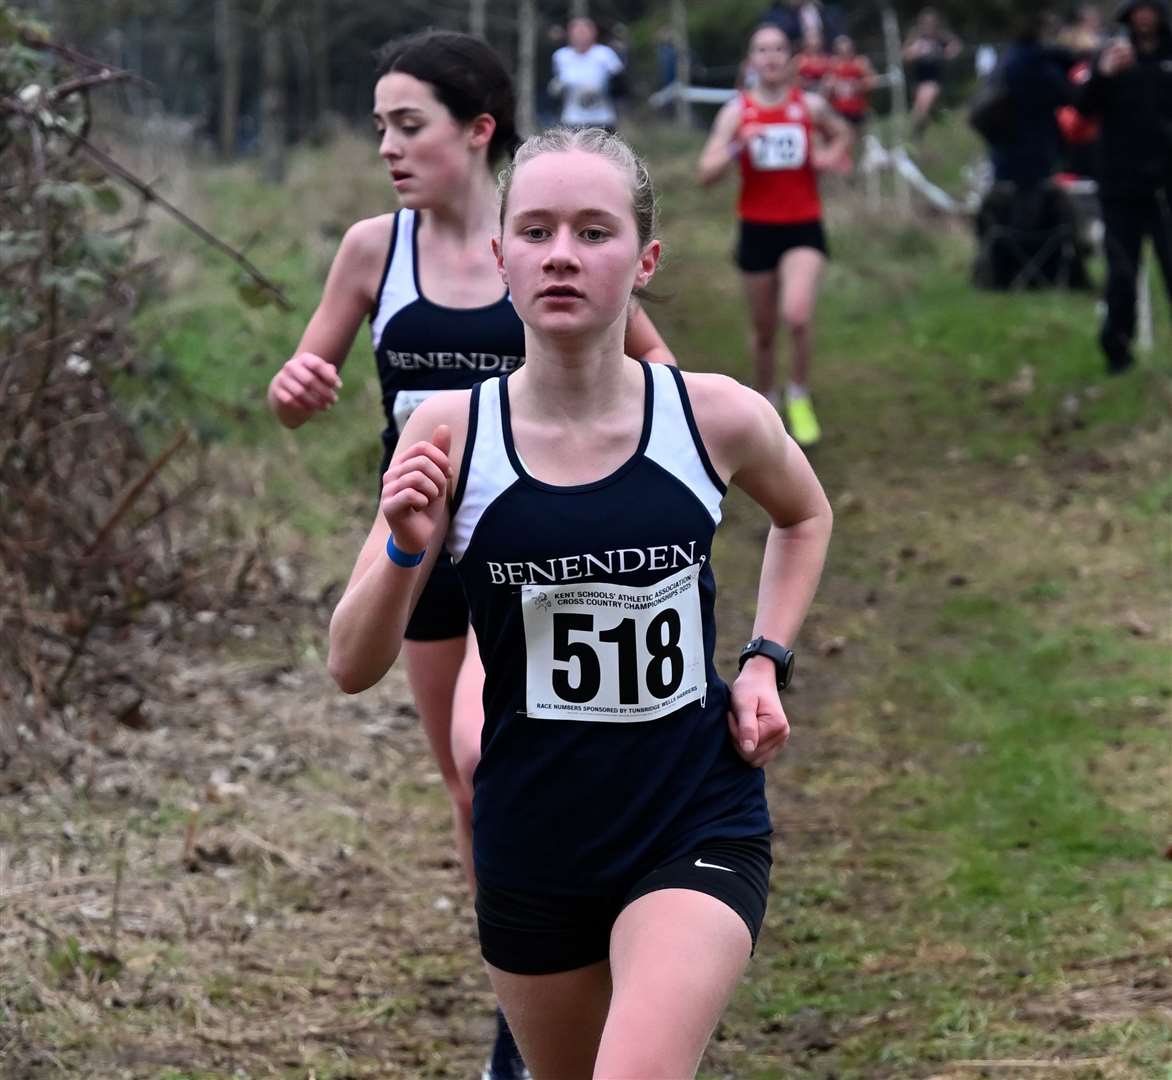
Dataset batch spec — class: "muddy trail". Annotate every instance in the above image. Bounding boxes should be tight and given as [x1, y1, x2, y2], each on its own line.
[3, 375, 1169, 1079]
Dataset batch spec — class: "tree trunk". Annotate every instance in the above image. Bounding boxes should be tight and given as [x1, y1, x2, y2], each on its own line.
[570, 0, 588, 18]
[309, 0, 330, 140]
[671, 0, 690, 129]
[215, 0, 242, 157]
[260, 14, 287, 183]
[880, 5, 910, 214]
[470, 0, 487, 38]
[517, 0, 537, 137]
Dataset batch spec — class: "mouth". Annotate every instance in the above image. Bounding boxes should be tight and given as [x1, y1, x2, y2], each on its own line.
[390, 170, 413, 183]
[538, 285, 584, 299]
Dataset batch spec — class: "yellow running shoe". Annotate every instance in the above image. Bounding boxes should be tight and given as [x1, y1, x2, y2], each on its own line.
[785, 394, 822, 448]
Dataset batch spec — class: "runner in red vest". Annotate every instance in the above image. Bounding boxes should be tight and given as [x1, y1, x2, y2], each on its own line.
[697, 22, 851, 448]
[796, 28, 831, 93]
[826, 34, 878, 129]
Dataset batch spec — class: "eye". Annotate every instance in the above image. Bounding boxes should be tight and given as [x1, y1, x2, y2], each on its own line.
[581, 227, 609, 242]
[522, 226, 550, 241]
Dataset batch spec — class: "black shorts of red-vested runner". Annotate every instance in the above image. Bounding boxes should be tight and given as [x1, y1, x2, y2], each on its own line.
[734, 219, 829, 273]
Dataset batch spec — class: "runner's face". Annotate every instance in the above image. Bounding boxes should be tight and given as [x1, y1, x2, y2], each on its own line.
[749, 28, 791, 84]
[373, 73, 480, 208]
[569, 18, 597, 51]
[496, 150, 659, 339]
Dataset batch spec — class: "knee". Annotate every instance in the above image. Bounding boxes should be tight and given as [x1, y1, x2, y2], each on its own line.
[782, 304, 813, 333]
[593, 1043, 695, 1080]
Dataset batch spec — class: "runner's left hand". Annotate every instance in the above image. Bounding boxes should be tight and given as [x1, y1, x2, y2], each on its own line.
[728, 666, 790, 768]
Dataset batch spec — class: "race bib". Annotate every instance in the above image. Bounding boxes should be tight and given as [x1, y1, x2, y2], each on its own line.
[748, 123, 808, 171]
[392, 388, 440, 432]
[522, 563, 706, 722]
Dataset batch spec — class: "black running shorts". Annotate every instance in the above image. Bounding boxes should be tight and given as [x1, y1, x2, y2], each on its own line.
[405, 550, 470, 642]
[476, 834, 772, 976]
[735, 219, 828, 273]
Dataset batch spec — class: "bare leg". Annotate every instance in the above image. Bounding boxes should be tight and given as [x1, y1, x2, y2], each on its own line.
[403, 636, 474, 887]
[911, 80, 940, 137]
[486, 961, 612, 1080]
[593, 889, 753, 1079]
[741, 268, 782, 399]
[778, 247, 826, 390]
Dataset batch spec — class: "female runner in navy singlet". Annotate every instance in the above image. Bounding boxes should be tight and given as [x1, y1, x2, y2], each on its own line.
[327, 127, 833, 1079]
[267, 32, 672, 1078]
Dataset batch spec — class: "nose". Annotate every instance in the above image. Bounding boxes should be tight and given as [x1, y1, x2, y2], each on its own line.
[542, 225, 581, 272]
[380, 128, 402, 162]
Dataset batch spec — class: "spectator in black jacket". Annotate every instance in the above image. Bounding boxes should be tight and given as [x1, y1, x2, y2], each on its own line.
[991, 13, 1074, 188]
[1077, 0, 1172, 372]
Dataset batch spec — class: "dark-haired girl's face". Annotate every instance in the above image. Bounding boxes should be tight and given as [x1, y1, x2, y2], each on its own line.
[373, 73, 489, 207]
[748, 26, 791, 84]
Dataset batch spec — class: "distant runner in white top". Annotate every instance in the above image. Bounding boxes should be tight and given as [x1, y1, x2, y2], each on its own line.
[551, 17, 624, 130]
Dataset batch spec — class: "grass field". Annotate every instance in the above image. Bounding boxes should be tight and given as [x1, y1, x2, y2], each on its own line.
[2, 117, 1169, 1079]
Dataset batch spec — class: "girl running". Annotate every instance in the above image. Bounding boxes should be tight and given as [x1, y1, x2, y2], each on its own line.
[697, 23, 851, 448]
[903, 7, 963, 139]
[327, 127, 833, 1079]
[267, 31, 671, 1080]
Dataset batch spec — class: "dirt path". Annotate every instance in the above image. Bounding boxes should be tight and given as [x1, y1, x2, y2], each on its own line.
[3, 400, 1169, 1079]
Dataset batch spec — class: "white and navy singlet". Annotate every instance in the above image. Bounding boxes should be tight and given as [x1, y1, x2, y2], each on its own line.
[449, 361, 771, 894]
[371, 208, 526, 473]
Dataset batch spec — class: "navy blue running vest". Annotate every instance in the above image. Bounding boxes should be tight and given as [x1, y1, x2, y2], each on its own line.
[449, 361, 771, 894]
[371, 208, 526, 465]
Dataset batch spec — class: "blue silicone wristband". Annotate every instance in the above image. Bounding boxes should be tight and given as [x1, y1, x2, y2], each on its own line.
[386, 534, 426, 568]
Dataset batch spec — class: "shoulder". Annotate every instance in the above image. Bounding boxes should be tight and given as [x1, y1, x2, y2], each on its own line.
[678, 372, 776, 476]
[714, 95, 745, 127]
[596, 44, 623, 67]
[338, 214, 396, 273]
[396, 387, 476, 477]
[802, 90, 830, 117]
[411, 386, 475, 431]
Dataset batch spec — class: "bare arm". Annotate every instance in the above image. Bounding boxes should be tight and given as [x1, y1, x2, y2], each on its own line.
[626, 300, 676, 366]
[687, 374, 833, 765]
[326, 393, 469, 692]
[861, 57, 882, 91]
[807, 93, 854, 171]
[696, 97, 745, 187]
[267, 216, 390, 429]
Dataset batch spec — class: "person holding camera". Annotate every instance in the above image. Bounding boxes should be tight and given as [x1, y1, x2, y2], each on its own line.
[1077, 0, 1172, 373]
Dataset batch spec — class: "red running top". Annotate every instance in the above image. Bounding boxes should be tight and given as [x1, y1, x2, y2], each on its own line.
[737, 88, 822, 225]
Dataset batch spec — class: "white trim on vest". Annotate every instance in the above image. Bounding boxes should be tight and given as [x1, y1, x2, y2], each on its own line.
[448, 378, 518, 563]
[371, 209, 418, 346]
[644, 364, 723, 526]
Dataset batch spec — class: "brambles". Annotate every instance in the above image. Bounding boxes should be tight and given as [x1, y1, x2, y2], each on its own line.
[0, 7, 297, 774]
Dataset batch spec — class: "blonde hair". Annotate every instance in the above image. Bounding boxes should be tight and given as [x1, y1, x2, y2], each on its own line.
[497, 126, 659, 251]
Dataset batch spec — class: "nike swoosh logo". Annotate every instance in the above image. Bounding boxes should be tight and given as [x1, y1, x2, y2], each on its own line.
[694, 858, 736, 873]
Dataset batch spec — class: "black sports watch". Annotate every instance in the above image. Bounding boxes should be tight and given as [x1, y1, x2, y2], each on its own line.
[737, 636, 795, 690]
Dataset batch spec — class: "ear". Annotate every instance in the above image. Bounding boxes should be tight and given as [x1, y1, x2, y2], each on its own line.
[634, 238, 661, 290]
[468, 113, 496, 153]
[491, 234, 508, 285]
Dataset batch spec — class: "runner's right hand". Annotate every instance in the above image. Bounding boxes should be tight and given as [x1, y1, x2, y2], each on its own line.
[380, 426, 452, 555]
[270, 352, 342, 415]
